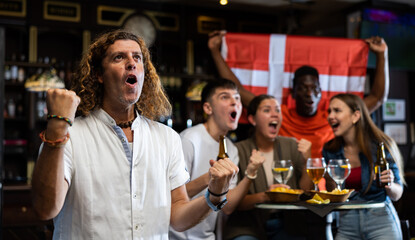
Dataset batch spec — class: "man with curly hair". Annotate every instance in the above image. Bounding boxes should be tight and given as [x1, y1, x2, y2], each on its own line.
[32, 29, 239, 239]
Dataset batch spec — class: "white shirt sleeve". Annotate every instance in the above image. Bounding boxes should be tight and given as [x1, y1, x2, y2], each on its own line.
[169, 132, 190, 190]
[180, 136, 195, 174]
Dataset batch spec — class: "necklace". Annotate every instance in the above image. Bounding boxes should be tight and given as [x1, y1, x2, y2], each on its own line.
[117, 119, 134, 128]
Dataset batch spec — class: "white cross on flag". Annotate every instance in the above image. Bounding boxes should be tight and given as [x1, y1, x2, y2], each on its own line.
[221, 33, 371, 122]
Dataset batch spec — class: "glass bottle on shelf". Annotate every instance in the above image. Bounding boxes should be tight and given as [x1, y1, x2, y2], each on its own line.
[16, 94, 24, 117]
[36, 92, 47, 120]
[4, 65, 11, 81]
[10, 64, 18, 83]
[7, 98, 16, 118]
[18, 66, 25, 83]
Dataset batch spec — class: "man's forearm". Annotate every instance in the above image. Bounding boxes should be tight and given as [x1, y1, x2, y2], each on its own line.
[185, 173, 209, 198]
[365, 51, 388, 113]
[32, 146, 68, 220]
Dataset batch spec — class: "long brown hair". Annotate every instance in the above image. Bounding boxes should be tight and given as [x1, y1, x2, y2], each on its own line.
[71, 29, 171, 120]
[324, 94, 406, 193]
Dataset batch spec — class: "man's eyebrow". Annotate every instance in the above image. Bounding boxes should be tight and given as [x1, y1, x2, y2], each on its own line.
[108, 50, 142, 56]
[217, 91, 230, 96]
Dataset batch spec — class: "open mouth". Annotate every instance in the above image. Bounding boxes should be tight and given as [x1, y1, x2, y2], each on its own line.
[230, 111, 237, 121]
[331, 123, 340, 129]
[305, 100, 314, 107]
[269, 121, 278, 130]
[268, 121, 278, 130]
[126, 75, 137, 85]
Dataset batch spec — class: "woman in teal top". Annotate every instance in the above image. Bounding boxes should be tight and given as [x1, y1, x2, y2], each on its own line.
[323, 93, 405, 240]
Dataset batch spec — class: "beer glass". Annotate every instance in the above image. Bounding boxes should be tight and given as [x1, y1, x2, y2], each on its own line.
[306, 158, 326, 191]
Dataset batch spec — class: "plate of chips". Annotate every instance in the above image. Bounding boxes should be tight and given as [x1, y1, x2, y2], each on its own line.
[308, 189, 355, 203]
[306, 193, 331, 204]
[266, 187, 304, 203]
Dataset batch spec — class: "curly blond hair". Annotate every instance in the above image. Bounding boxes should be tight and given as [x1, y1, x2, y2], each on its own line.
[71, 29, 171, 120]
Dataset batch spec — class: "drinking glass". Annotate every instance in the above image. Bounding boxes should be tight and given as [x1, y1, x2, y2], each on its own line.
[272, 160, 293, 184]
[327, 159, 351, 190]
[306, 158, 326, 191]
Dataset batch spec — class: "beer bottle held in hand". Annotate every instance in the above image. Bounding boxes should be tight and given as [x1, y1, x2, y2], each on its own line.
[375, 142, 390, 188]
[217, 135, 229, 160]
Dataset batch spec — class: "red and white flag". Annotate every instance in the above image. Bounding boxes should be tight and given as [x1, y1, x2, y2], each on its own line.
[222, 33, 374, 118]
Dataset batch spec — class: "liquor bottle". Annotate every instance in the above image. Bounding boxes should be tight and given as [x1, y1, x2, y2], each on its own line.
[4, 65, 11, 81]
[7, 98, 16, 118]
[18, 66, 25, 83]
[217, 135, 229, 160]
[10, 64, 18, 82]
[375, 142, 390, 188]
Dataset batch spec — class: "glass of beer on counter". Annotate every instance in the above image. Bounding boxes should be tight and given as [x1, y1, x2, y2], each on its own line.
[306, 158, 326, 191]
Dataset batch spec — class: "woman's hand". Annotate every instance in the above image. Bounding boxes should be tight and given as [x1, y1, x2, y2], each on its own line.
[297, 138, 311, 160]
[380, 169, 394, 187]
[378, 169, 403, 201]
[245, 149, 265, 177]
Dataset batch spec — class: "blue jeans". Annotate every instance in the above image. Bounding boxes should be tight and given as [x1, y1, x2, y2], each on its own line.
[233, 236, 258, 240]
[335, 201, 402, 240]
[266, 218, 306, 240]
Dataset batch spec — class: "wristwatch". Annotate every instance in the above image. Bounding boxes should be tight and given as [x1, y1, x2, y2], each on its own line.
[205, 190, 228, 212]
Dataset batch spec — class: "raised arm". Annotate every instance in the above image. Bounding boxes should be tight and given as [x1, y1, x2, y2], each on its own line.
[364, 36, 389, 113]
[208, 30, 255, 107]
[221, 149, 265, 215]
[32, 89, 80, 220]
[170, 158, 239, 231]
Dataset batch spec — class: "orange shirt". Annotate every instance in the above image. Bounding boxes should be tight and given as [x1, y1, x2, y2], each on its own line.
[279, 104, 334, 158]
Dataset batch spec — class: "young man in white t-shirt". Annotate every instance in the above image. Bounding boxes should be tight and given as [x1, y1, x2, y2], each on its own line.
[169, 79, 265, 240]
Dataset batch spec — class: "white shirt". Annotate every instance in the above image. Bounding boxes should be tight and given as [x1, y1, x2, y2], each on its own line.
[52, 109, 189, 240]
[169, 124, 239, 240]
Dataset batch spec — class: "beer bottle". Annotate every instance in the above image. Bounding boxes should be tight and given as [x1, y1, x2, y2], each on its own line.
[217, 135, 229, 160]
[375, 142, 390, 188]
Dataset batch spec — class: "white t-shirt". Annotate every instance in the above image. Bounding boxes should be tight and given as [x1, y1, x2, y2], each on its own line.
[52, 109, 189, 240]
[169, 123, 239, 240]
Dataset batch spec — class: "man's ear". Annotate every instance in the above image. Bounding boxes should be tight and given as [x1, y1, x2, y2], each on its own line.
[203, 102, 213, 116]
[97, 73, 104, 84]
[291, 87, 296, 99]
[247, 115, 256, 126]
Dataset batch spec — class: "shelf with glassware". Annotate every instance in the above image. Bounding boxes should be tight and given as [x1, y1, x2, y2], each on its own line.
[159, 72, 214, 132]
[3, 60, 66, 186]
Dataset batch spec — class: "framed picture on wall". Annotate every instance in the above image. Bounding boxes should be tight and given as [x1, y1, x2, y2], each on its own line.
[382, 99, 405, 121]
[384, 123, 407, 145]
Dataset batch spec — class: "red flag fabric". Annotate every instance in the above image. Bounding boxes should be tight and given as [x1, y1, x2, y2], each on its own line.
[222, 33, 370, 157]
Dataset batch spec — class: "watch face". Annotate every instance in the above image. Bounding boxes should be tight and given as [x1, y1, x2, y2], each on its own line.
[123, 14, 157, 47]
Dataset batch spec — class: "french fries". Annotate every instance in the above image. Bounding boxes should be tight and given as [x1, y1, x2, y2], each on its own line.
[270, 187, 302, 194]
[319, 189, 350, 195]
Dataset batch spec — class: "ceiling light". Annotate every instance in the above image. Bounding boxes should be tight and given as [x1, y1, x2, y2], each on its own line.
[220, 0, 228, 6]
[24, 68, 65, 92]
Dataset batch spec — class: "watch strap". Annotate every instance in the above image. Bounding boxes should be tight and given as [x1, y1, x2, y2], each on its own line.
[205, 190, 228, 212]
